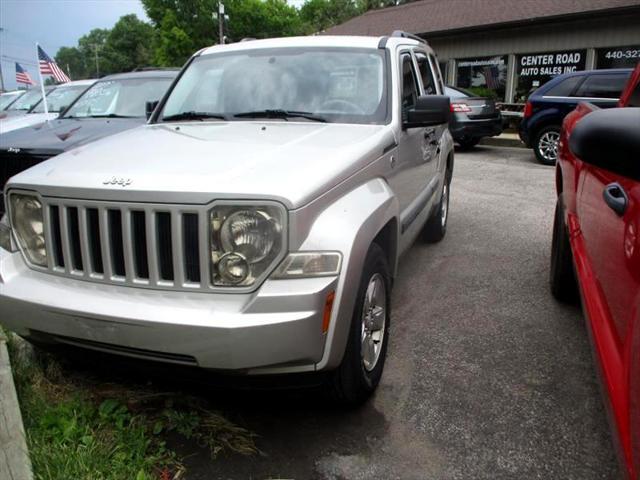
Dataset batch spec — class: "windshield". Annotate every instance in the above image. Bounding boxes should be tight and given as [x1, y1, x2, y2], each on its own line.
[7, 89, 48, 111]
[0, 92, 24, 110]
[64, 77, 173, 118]
[160, 47, 388, 124]
[32, 84, 90, 113]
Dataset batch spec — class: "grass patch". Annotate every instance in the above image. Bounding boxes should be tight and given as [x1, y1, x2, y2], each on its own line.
[5, 333, 258, 480]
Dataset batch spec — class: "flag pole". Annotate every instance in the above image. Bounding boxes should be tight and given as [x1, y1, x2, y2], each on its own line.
[35, 43, 48, 115]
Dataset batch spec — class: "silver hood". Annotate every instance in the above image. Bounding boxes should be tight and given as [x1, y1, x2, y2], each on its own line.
[8, 121, 394, 209]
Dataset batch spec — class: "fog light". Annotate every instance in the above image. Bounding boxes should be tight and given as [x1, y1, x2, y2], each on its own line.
[217, 252, 250, 284]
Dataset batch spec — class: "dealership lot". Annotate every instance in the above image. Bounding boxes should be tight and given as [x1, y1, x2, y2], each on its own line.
[182, 146, 620, 480]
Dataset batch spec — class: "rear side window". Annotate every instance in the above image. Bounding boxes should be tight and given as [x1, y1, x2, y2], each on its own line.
[415, 52, 436, 95]
[414, 52, 436, 95]
[545, 75, 583, 96]
[400, 53, 419, 111]
[574, 73, 631, 99]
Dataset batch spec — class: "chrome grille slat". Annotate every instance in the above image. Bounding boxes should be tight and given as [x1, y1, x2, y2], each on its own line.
[171, 211, 185, 287]
[121, 209, 136, 283]
[77, 206, 91, 278]
[59, 206, 74, 275]
[98, 207, 113, 280]
[43, 205, 56, 270]
[145, 209, 160, 285]
[198, 212, 209, 289]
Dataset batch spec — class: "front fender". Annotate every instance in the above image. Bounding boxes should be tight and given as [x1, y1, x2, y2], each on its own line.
[297, 178, 399, 370]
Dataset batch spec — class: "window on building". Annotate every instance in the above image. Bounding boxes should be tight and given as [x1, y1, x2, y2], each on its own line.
[515, 50, 586, 103]
[545, 75, 584, 97]
[574, 73, 631, 99]
[455, 55, 507, 101]
[596, 46, 640, 69]
[401, 53, 419, 113]
[414, 52, 436, 94]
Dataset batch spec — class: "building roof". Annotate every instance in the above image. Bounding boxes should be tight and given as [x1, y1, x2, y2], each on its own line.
[325, 0, 640, 37]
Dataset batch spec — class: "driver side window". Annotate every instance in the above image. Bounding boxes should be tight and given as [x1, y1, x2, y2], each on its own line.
[401, 53, 419, 116]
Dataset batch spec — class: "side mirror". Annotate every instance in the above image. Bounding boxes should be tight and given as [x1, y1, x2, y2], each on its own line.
[56, 105, 67, 114]
[145, 100, 159, 120]
[569, 108, 640, 181]
[404, 95, 451, 129]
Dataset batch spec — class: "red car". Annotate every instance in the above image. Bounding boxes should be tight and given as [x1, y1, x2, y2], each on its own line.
[551, 62, 640, 479]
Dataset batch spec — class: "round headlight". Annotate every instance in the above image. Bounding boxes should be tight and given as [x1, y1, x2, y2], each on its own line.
[10, 194, 46, 266]
[220, 210, 277, 264]
[217, 252, 250, 284]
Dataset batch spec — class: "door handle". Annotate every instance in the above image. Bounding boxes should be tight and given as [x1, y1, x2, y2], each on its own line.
[603, 182, 628, 216]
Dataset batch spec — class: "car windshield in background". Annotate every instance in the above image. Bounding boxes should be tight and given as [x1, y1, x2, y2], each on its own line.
[6, 89, 47, 111]
[0, 92, 24, 110]
[160, 47, 388, 124]
[31, 85, 89, 113]
[63, 77, 173, 118]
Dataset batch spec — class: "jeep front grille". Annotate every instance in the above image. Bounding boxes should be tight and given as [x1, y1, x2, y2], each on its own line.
[41, 199, 207, 291]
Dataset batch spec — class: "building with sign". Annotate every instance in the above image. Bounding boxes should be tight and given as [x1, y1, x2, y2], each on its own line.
[325, 0, 640, 104]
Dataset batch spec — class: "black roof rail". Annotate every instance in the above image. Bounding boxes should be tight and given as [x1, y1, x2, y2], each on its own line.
[378, 36, 389, 49]
[391, 30, 426, 44]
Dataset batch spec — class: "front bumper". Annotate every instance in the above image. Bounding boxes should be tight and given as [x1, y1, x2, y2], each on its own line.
[0, 249, 337, 374]
[450, 116, 503, 141]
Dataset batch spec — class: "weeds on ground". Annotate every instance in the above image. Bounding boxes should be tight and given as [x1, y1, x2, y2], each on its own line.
[5, 334, 258, 480]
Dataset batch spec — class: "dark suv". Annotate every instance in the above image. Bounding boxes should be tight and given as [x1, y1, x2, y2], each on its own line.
[519, 68, 632, 165]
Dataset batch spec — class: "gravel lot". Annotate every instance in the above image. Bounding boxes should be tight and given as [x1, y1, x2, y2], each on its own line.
[184, 146, 620, 479]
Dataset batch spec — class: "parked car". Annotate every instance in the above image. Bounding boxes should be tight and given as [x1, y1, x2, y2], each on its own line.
[0, 32, 454, 404]
[550, 63, 640, 478]
[0, 80, 96, 135]
[519, 68, 632, 165]
[0, 87, 54, 120]
[0, 69, 177, 214]
[444, 85, 502, 149]
[0, 90, 26, 111]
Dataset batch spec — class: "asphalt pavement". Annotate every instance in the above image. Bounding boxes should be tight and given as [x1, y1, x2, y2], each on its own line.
[184, 146, 620, 480]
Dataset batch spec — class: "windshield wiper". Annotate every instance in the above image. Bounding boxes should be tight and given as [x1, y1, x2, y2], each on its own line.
[233, 109, 327, 123]
[65, 114, 137, 119]
[162, 111, 227, 122]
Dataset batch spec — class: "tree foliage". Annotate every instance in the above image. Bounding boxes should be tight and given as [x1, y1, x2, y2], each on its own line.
[57, 0, 423, 75]
[55, 15, 153, 79]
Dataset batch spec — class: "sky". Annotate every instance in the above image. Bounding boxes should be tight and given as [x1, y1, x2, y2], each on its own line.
[0, 0, 306, 91]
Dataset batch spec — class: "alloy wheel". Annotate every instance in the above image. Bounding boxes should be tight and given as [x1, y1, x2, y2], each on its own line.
[361, 273, 387, 372]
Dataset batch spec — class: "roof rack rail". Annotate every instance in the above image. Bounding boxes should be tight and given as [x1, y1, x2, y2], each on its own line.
[240, 37, 257, 42]
[391, 30, 426, 44]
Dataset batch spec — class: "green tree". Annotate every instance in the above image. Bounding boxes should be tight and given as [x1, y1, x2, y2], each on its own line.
[55, 46, 86, 80]
[142, 0, 304, 66]
[299, 0, 359, 33]
[55, 15, 156, 79]
[106, 14, 155, 72]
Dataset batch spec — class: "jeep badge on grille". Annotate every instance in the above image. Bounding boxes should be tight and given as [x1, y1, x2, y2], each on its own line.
[103, 177, 132, 187]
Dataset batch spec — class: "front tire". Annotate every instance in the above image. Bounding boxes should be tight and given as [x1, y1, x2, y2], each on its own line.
[422, 176, 450, 243]
[534, 125, 561, 165]
[329, 243, 391, 405]
[550, 199, 578, 302]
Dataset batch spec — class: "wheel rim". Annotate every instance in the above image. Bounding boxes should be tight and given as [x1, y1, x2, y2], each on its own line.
[361, 273, 386, 372]
[538, 131, 560, 162]
[441, 182, 449, 228]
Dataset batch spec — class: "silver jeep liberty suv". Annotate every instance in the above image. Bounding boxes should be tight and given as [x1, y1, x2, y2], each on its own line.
[0, 31, 454, 404]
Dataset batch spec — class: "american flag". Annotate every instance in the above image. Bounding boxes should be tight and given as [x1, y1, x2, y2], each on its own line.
[15, 62, 35, 85]
[38, 45, 70, 83]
